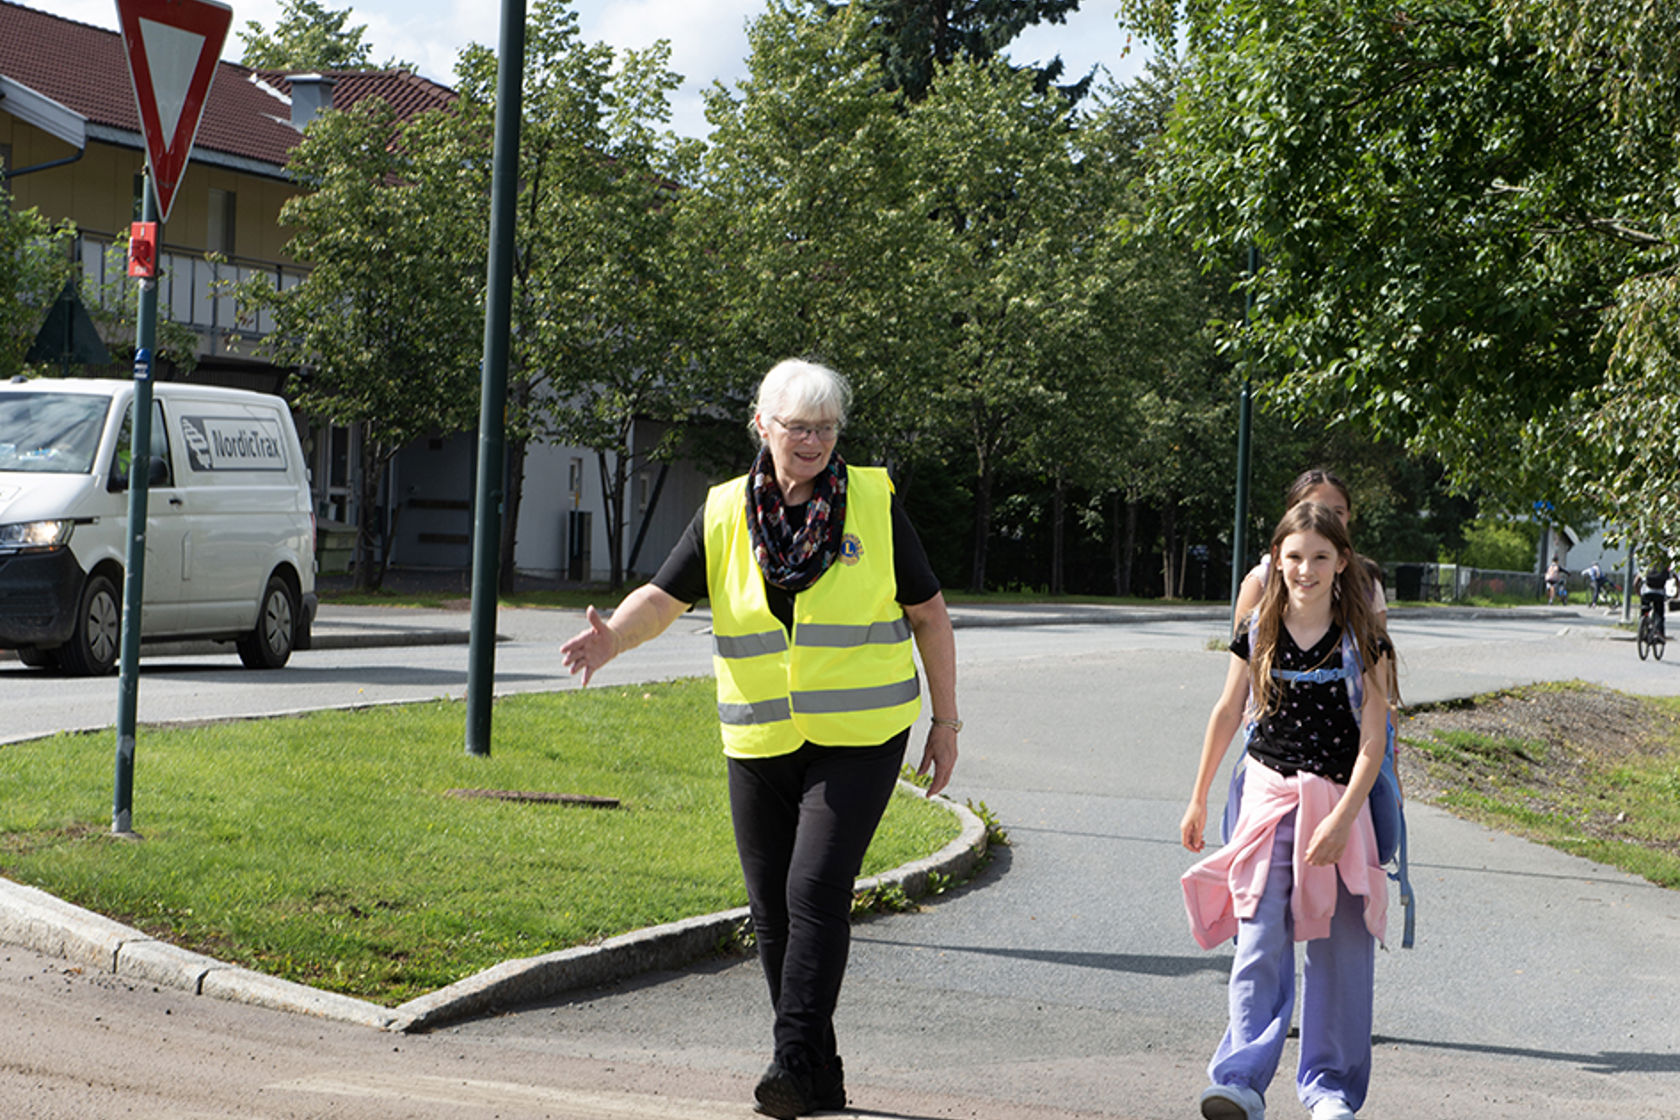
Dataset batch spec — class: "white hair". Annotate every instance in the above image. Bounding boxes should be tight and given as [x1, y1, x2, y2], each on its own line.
[749, 359, 851, 446]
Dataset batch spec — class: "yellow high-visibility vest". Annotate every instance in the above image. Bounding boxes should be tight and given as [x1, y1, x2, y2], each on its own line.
[704, 466, 920, 758]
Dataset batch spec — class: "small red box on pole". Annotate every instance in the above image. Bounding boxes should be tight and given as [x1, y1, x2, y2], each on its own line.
[127, 222, 159, 278]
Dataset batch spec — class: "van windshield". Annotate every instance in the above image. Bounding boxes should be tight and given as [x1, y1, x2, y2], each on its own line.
[0, 393, 111, 474]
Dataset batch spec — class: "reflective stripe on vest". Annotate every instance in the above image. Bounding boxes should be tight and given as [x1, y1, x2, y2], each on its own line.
[713, 629, 789, 659]
[791, 677, 921, 714]
[718, 697, 793, 725]
[704, 466, 920, 758]
[795, 619, 911, 648]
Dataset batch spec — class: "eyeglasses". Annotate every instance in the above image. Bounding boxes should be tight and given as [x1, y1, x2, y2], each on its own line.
[772, 416, 841, 442]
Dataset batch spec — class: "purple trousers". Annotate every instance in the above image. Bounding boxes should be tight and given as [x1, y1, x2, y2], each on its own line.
[1210, 810, 1375, 1113]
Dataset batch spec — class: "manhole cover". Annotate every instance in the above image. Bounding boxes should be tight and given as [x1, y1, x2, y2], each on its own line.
[446, 788, 620, 808]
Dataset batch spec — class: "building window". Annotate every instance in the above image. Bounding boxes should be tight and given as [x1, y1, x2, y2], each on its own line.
[132, 173, 145, 219]
[207, 188, 236, 255]
[0, 144, 11, 179]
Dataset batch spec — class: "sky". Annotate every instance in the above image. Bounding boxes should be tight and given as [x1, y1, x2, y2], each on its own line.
[47, 0, 1153, 137]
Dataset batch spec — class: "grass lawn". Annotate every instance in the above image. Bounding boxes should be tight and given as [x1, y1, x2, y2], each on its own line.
[0, 678, 959, 1006]
[1400, 683, 1680, 888]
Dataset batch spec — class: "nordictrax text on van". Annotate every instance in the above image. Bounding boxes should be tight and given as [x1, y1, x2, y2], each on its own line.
[0, 377, 317, 674]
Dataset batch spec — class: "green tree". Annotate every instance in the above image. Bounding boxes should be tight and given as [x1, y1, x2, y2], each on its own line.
[455, 0, 704, 590]
[240, 98, 484, 589]
[0, 197, 76, 377]
[691, 0, 941, 463]
[1116, 0, 1664, 538]
[1070, 61, 1241, 597]
[1447, 515, 1540, 572]
[903, 55, 1094, 590]
[697, 4, 1244, 594]
[848, 0, 1089, 100]
[3, 200, 199, 382]
[1492, 0, 1680, 552]
[238, 0, 378, 69]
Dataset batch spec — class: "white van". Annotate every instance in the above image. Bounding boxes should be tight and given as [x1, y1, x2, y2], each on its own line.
[0, 377, 317, 675]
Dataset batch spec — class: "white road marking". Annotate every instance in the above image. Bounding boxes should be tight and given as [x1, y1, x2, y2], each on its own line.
[267, 1071, 824, 1118]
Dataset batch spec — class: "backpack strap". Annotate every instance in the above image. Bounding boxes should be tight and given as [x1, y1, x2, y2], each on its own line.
[1269, 664, 1354, 685]
[1344, 626, 1417, 947]
[1265, 625, 1360, 696]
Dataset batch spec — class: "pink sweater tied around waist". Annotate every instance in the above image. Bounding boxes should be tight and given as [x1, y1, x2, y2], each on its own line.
[1182, 759, 1388, 950]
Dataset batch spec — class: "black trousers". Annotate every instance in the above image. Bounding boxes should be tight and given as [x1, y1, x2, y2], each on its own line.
[727, 730, 908, 1066]
[1644, 590, 1667, 636]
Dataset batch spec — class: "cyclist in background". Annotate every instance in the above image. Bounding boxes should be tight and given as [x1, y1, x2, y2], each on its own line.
[1641, 559, 1673, 641]
[1583, 561, 1609, 606]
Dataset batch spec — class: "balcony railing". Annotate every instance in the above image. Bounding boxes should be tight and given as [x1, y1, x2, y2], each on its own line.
[76, 231, 305, 358]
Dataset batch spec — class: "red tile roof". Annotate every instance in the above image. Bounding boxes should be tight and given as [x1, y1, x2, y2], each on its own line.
[256, 69, 458, 124]
[0, 1, 456, 173]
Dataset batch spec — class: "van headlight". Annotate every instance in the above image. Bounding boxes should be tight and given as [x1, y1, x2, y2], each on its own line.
[0, 519, 74, 553]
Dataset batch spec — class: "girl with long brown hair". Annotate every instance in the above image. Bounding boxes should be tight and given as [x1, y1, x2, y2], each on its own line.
[1179, 502, 1394, 1120]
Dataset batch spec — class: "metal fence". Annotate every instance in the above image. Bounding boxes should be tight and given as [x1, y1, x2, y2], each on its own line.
[1389, 563, 1550, 603]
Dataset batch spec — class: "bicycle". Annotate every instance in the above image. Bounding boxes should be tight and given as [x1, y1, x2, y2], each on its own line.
[1638, 597, 1667, 661]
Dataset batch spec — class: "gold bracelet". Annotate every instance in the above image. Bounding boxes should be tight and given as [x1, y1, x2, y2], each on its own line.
[930, 717, 963, 733]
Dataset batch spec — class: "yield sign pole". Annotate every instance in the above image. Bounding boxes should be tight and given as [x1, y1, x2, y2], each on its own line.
[111, 0, 231, 836]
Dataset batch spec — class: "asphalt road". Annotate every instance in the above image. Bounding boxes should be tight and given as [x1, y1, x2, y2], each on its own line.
[4, 605, 1678, 1118]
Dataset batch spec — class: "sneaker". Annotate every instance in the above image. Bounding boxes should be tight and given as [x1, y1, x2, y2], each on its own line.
[1309, 1099, 1356, 1120]
[753, 1057, 814, 1119]
[1200, 1083, 1266, 1120]
[810, 1055, 846, 1112]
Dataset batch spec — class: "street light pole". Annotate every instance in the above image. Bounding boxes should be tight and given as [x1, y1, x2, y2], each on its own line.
[465, 0, 526, 757]
[1228, 245, 1258, 627]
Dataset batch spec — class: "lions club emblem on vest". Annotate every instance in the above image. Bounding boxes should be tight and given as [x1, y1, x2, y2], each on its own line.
[840, 533, 864, 565]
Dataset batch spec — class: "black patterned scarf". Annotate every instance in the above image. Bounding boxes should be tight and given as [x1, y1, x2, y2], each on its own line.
[745, 446, 848, 592]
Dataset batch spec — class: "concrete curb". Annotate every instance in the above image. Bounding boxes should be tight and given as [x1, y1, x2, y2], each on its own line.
[0, 785, 988, 1035]
[0, 877, 409, 1030]
[394, 785, 988, 1032]
[0, 628, 469, 662]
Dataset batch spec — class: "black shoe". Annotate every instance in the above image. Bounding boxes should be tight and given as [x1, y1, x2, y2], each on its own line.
[754, 1058, 814, 1119]
[810, 1055, 846, 1112]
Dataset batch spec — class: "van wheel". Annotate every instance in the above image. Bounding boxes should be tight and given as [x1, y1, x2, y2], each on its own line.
[237, 575, 297, 669]
[16, 646, 59, 669]
[60, 573, 121, 676]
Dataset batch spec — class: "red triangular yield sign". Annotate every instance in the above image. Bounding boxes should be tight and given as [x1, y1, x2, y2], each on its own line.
[114, 0, 233, 224]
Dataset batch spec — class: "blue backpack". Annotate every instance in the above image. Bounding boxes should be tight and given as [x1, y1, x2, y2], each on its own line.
[1221, 621, 1416, 948]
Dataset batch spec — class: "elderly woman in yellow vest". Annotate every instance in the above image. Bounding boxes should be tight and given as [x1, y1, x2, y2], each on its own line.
[560, 358, 959, 1119]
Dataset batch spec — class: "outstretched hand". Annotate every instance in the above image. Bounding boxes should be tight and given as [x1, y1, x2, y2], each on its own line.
[559, 605, 617, 687]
